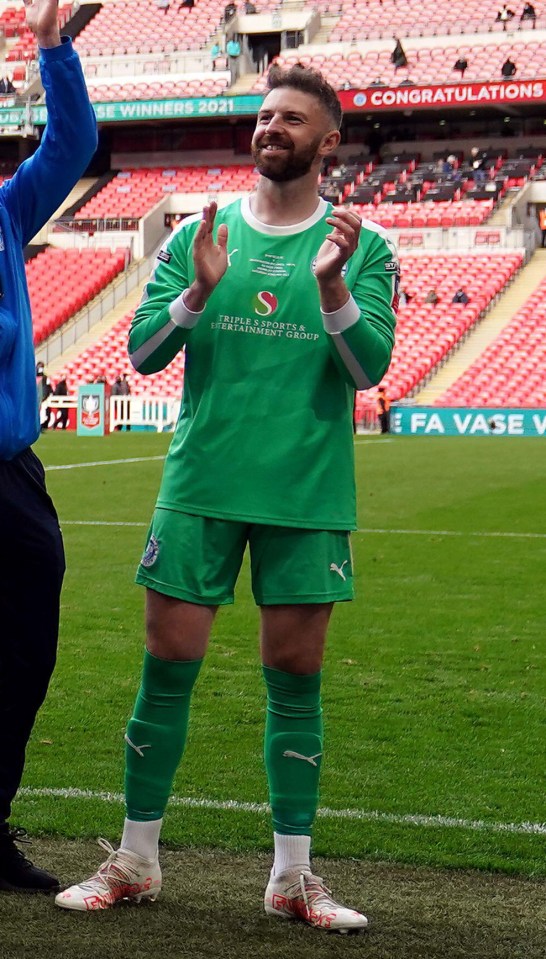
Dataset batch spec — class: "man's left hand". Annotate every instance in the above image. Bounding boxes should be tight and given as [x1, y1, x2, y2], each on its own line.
[24, 0, 61, 48]
[314, 208, 362, 283]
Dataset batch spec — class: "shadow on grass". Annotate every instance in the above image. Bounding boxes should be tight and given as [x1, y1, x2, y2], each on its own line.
[0, 840, 545, 959]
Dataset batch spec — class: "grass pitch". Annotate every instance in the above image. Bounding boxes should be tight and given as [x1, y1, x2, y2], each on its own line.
[11, 432, 546, 881]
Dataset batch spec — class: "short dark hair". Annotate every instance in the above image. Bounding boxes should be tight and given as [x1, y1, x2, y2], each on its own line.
[265, 63, 343, 130]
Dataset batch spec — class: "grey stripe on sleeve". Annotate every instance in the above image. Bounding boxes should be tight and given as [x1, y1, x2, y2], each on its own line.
[328, 332, 373, 390]
[129, 317, 180, 370]
[129, 291, 204, 370]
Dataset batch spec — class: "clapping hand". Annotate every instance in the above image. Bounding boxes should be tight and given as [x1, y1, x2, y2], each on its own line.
[192, 202, 229, 298]
[314, 208, 362, 283]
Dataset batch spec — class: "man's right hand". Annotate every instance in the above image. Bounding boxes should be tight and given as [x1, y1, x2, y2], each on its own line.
[185, 202, 228, 311]
[24, 0, 61, 48]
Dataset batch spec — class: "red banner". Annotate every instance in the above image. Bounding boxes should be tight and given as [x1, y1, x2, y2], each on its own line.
[338, 79, 546, 113]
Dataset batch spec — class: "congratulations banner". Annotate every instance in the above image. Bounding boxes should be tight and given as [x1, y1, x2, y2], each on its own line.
[339, 79, 546, 113]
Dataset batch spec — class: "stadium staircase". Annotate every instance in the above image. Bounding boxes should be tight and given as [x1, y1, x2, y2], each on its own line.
[60, 172, 118, 220]
[61, 1, 102, 41]
[228, 73, 259, 95]
[415, 249, 546, 405]
[45, 284, 144, 380]
[30, 178, 100, 244]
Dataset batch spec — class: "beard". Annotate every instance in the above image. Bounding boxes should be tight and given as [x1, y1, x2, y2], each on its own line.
[251, 134, 323, 183]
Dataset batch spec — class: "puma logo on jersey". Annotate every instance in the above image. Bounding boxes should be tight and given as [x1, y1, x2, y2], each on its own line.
[124, 734, 152, 758]
[330, 560, 348, 581]
[227, 248, 239, 266]
[283, 750, 322, 767]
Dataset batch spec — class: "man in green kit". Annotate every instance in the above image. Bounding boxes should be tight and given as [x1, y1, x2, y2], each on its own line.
[56, 64, 398, 932]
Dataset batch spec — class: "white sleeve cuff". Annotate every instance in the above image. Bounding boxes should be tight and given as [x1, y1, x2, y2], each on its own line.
[169, 289, 205, 329]
[321, 295, 360, 334]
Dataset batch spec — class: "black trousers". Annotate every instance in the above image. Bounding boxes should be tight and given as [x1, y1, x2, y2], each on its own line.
[0, 448, 65, 823]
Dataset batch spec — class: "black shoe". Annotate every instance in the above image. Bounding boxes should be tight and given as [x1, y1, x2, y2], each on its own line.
[0, 825, 60, 893]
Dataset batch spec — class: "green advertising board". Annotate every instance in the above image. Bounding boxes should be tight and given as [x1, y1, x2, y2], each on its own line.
[392, 407, 546, 437]
[0, 95, 264, 129]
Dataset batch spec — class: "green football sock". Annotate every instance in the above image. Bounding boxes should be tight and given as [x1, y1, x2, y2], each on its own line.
[125, 650, 203, 822]
[263, 665, 323, 836]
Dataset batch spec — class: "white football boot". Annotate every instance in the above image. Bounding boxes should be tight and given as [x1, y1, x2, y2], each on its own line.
[264, 870, 368, 934]
[55, 838, 161, 911]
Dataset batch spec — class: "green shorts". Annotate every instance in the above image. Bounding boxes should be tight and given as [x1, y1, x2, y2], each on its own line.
[135, 509, 354, 606]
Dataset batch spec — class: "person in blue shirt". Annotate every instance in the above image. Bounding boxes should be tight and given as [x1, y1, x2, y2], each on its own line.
[226, 36, 241, 81]
[0, 0, 97, 894]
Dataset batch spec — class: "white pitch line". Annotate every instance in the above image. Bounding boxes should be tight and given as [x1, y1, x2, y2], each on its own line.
[57, 520, 546, 540]
[17, 787, 546, 837]
[354, 438, 394, 444]
[357, 528, 546, 540]
[45, 455, 165, 471]
[62, 520, 147, 527]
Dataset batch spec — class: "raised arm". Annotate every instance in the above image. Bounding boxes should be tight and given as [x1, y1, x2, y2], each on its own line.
[129, 203, 228, 374]
[2, 0, 97, 245]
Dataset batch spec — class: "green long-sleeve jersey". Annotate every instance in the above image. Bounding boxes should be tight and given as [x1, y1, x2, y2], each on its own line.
[129, 196, 397, 530]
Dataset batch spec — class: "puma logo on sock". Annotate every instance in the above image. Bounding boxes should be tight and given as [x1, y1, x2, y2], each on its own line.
[124, 734, 152, 758]
[283, 750, 322, 767]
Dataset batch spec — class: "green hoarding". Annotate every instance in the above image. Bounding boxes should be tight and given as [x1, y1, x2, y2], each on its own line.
[392, 407, 546, 437]
[0, 95, 264, 129]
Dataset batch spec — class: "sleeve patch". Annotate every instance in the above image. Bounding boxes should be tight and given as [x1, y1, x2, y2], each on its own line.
[384, 260, 398, 272]
[157, 250, 172, 264]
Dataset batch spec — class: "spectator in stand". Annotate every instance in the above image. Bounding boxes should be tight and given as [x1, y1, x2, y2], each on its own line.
[244, 0, 257, 11]
[157, 0, 170, 13]
[226, 36, 241, 82]
[452, 288, 470, 304]
[470, 146, 488, 184]
[453, 55, 468, 78]
[370, 77, 387, 86]
[211, 40, 221, 71]
[520, 2, 536, 26]
[398, 77, 415, 86]
[496, 4, 515, 28]
[376, 387, 391, 434]
[36, 362, 54, 431]
[224, 1, 237, 22]
[0, 75, 16, 95]
[390, 38, 408, 70]
[425, 288, 439, 305]
[52, 379, 69, 430]
[501, 56, 517, 77]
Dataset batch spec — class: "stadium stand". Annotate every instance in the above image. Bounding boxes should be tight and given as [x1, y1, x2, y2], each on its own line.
[55, 309, 186, 398]
[261, 39, 546, 92]
[85, 75, 230, 102]
[2, 0, 542, 428]
[70, 0, 269, 57]
[353, 252, 523, 421]
[325, 0, 546, 41]
[73, 166, 259, 221]
[51, 253, 522, 410]
[28, 248, 129, 345]
[67, 151, 544, 228]
[436, 275, 546, 407]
